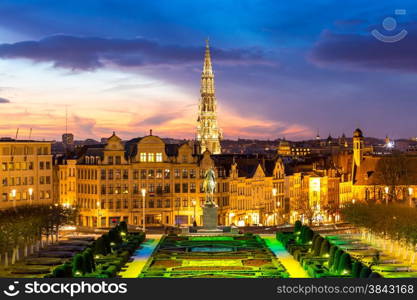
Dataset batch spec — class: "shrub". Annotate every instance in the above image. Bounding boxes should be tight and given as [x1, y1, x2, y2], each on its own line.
[94, 237, 108, 256]
[82, 248, 95, 273]
[312, 236, 324, 256]
[359, 267, 372, 278]
[328, 245, 338, 267]
[319, 239, 331, 257]
[109, 228, 122, 245]
[119, 221, 128, 234]
[102, 234, 112, 253]
[301, 227, 314, 244]
[332, 249, 344, 272]
[352, 261, 363, 278]
[294, 220, 302, 233]
[337, 253, 352, 275]
[72, 254, 85, 276]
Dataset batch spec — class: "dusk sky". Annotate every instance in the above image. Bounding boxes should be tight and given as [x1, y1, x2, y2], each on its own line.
[1, 0, 417, 141]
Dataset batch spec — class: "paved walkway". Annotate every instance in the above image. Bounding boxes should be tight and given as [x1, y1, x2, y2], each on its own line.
[262, 235, 309, 278]
[118, 234, 161, 278]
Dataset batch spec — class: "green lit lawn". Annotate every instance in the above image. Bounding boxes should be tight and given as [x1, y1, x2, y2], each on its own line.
[139, 234, 289, 278]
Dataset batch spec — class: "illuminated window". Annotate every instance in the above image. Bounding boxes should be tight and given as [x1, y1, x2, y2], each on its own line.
[156, 153, 162, 162]
[148, 153, 155, 162]
[140, 153, 147, 162]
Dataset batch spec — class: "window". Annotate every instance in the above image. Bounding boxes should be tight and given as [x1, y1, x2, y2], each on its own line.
[46, 162, 51, 169]
[175, 198, 180, 207]
[174, 169, 180, 179]
[175, 183, 181, 193]
[140, 169, 147, 179]
[39, 162, 44, 169]
[182, 169, 188, 179]
[40, 176, 45, 184]
[148, 153, 154, 162]
[182, 183, 188, 193]
[190, 169, 196, 178]
[165, 199, 170, 208]
[148, 169, 155, 179]
[101, 169, 106, 180]
[190, 183, 196, 193]
[108, 156, 113, 165]
[133, 184, 139, 194]
[148, 199, 154, 208]
[108, 169, 114, 180]
[123, 169, 129, 179]
[140, 153, 147, 162]
[115, 169, 121, 180]
[115, 156, 121, 165]
[156, 153, 162, 162]
[164, 169, 170, 179]
[2, 178, 7, 186]
[164, 183, 170, 193]
[182, 198, 188, 207]
[1, 162, 7, 171]
[157, 199, 162, 208]
[133, 169, 139, 179]
[101, 184, 106, 194]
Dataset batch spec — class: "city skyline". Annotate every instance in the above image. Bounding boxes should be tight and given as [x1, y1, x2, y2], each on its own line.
[1, 1, 417, 141]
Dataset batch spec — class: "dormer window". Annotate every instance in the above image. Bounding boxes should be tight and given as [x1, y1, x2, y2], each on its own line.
[140, 153, 147, 162]
[148, 153, 155, 162]
[156, 153, 163, 162]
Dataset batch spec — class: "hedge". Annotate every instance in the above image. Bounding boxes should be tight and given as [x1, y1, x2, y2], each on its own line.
[352, 261, 363, 278]
[337, 253, 352, 275]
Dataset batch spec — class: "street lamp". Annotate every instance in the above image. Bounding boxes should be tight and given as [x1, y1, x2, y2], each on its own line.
[272, 188, 278, 225]
[408, 187, 414, 207]
[191, 199, 197, 225]
[141, 188, 146, 232]
[384, 186, 389, 205]
[11, 189, 16, 207]
[96, 201, 101, 228]
[28, 188, 33, 205]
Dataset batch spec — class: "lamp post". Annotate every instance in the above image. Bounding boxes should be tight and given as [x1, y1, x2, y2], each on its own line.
[28, 188, 33, 205]
[272, 188, 278, 226]
[96, 201, 101, 228]
[191, 199, 196, 225]
[408, 187, 414, 207]
[11, 189, 16, 208]
[384, 186, 389, 205]
[141, 188, 146, 232]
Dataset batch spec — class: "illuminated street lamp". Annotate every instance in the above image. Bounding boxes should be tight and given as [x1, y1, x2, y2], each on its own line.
[141, 188, 146, 232]
[191, 199, 197, 225]
[272, 188, 279, 225]
[409, 187, 414, 207]
[96, 201, 101, 228]
[384, 186, 389, 205]
[11, 189, 16, 207]
[28, 188, 33, 205]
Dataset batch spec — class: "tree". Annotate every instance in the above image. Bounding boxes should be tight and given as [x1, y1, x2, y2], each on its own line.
[72, 254, 85, 276]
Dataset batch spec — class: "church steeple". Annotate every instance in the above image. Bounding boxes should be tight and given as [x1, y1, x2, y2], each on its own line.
[200, 38, 215, 96]
[197, 39, 222, 155]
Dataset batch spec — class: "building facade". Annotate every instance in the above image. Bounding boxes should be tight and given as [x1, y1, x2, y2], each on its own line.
[0, 139, 53, 209]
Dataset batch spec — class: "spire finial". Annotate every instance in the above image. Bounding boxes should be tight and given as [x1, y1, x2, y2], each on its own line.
[206, 37, 210, 48]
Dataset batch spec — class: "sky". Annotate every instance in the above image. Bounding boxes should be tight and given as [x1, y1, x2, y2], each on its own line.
[0, 0, 417, 141]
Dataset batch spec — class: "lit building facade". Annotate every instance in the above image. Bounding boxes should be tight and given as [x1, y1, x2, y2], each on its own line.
[0, 139, 53, 209]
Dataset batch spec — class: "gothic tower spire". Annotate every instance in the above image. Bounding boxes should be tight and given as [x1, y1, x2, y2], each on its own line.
[197, 39, 222, 155]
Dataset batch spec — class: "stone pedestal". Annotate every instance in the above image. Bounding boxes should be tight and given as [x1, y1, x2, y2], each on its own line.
[203, 204, 218, 229]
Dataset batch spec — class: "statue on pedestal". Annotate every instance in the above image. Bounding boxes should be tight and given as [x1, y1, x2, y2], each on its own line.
[203, 168, 217, 206]
[202, 168, 218, 229]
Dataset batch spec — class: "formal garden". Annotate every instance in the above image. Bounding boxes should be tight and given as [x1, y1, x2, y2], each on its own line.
[0, 205, 146, 278]
[139, 233, 289, 278]
[276, 215, 417, 278]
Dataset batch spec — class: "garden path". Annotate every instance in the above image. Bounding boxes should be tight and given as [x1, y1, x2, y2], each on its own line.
[118, 234, 161, 278]
[262, 235, 309, 278]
